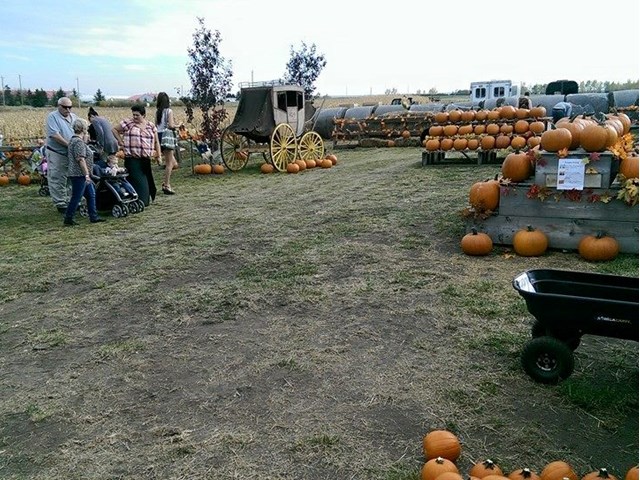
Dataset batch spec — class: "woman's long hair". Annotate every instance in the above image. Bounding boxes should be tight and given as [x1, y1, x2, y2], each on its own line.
[155, 92, 170, 125]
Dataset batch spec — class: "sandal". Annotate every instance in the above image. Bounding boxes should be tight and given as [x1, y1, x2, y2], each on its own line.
[162, 184, 175, 195]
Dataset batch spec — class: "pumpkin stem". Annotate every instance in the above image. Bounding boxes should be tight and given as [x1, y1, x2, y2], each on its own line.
[526, 225, 535, 232]
[597, 469, 610, 479]
[521, 469, 533, 478]
[470, 227, 479, 235]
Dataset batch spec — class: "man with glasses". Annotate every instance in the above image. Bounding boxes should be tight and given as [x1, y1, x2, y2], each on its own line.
[45, 97, 78, 212]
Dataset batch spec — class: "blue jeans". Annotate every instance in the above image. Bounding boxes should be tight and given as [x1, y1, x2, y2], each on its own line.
[65, 176, 99, 221]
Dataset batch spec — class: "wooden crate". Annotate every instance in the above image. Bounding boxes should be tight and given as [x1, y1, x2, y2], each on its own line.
[534, 150, 618, 189]
[466, 184, 639, 254]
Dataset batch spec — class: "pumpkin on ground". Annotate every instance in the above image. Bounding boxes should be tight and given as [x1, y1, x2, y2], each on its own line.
[625, 466, 639, 480]
[326, 153, 338, 165]
[501, 152, 532, 182]
[212, 164, 225, 174]
[286, 163, 300, 173]
[304, 159, 316, 169]
[422, 429, 461, 462]
[17, 173, 32, 185]
[540, 461, 578, 480]
[260, 163, 274, 174]
[421, 457, 459, 480]
[578, 232, 619, 261]
[194, 163, 212, 174]
[461, 228, 493, 256]
[0, 174, 9, 186]
[509, 469, 540, 480]
[470, 460, 503, 479]
[582, 469, 618, 480]
[513, 225, 548, 256]
[295, 159, 307, 171]
[320, 159, 333, 168]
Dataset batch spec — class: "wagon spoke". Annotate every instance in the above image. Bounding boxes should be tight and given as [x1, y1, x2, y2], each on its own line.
[220, 127, 250, 172]
[270, 123, 297, 172]
[298, 131, 325, 161]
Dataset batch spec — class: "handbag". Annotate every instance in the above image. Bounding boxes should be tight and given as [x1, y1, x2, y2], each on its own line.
[160, 128, 176, 150]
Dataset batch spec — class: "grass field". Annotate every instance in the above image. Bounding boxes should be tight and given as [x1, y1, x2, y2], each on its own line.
[0, 145, 637, 479]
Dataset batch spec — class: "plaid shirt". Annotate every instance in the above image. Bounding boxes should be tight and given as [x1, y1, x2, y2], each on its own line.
[120, 119, 157, 158]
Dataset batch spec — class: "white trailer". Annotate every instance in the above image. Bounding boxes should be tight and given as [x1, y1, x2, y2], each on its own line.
[470, 80, 522, 105]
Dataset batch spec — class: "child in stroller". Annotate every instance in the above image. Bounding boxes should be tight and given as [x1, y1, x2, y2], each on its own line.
[30, 145, 49, 197]
[87, 150, 145, 217]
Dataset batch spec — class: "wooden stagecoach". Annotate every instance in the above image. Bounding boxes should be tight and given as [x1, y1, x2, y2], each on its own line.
[220, 82, 325, 172]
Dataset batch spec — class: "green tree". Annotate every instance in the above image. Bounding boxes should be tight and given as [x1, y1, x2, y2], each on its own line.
[32, 89, 48, 107]
[284, 42, 326, 100]
[52, 87, 66, 105]
[184, 17, 233, 151]
[94, 89, 106, 103]
[2, 85, 13, 105]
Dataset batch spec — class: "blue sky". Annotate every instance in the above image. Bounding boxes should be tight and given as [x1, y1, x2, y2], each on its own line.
[1, 0, 638, 99]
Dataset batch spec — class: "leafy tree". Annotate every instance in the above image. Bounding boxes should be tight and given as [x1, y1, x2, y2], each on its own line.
[52, 88, 66, 105]
[184, 17, 233, 151]
[2, 85, 14, 105]
[94, 89, 106, 103]
[31, 89, 48, 107]
[284, 42, 326, 100]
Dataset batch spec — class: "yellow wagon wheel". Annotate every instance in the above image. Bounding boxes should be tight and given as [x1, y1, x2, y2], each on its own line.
[220, 127, 250, 171]
[269, 123, 297, 172]
[298, 131, 325, 161]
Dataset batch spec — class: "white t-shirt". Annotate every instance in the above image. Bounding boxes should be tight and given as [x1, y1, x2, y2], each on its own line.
[157, 108, 172, 133]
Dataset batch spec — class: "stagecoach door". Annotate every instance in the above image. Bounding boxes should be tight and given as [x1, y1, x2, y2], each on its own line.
[274, 90, 304, 135]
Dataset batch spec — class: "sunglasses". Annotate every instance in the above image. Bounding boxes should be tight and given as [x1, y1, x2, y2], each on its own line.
[61, 105, 73, 109]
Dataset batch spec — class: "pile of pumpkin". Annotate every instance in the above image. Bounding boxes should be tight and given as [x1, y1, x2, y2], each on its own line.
[193, 154, 337, 175]
[420, 429, 638, 480]
[422, 105, 549, 153]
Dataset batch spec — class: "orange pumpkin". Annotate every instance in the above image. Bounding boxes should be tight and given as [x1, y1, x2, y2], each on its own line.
[0, 174, 9, 186]
[555, 118, 583, 149]
[469, 178, 500, 212]
[582, 469, 618, 480]
[580, 124, 610, 152]
[461, 228, 493, 256]
[541, 127, 572, 152]
[401, 130, 411, 139]
[449, 110, 462, 122]
[625, 466, 639, 480]
[474, 124, 486, 135]
[461, 110, 476, 122]
[529, 121, 546, 135]
[305, 159, 317, 169]
[495, 135, 511, 149]
[530, 106, 547, 118]
[510, 136, 527, 150]
[17, 173, 31, 185]
[540, 461, 578, 480]
[320, 159, 333, 168]
[514, 120, 530, 134]
[422, 457, 459, 480]
[480, 135, 496, 150]
[486, 123, 500, 136]
[260, 163, 274, 174]
[426, 138, 441, 151]
[502, 152, 532, 182]
[578, 233, 619, 261]
[470, 460, 503, 479]
[194, 163, 212, 174]
[467, 138, 480, 150]
[422, 430, 461, 462]
[430, 125, 444, 136]
[443, 125, 459, 137]
[326, 153, 338, 165]
[212, 164, 225, 174]
[295, 159, 307, 171]
[509, 469, 540, 480]
[475, 110, 489, 121]
[286, 162, 300, 173]
[499, 105, 517, 119]
[435, 112, 449, 123]
[620, 154, 639, 179]
[453, 138, 468, 151]
[513, 225, 548, 256]
[527, 136, 542, 149]
[458, 124, 473, 135]
[440, 138, 454, 151]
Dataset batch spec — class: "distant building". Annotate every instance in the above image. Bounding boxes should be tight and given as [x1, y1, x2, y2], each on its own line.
[128, 93, 156, 103]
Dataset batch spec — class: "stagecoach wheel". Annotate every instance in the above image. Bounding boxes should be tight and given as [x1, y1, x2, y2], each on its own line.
[220, 127, 250, 171]
[521, 336, 575, 384]
[112, 204, 124, 218]
[269, 123, 297, 172]
[298, 131, 325, 161]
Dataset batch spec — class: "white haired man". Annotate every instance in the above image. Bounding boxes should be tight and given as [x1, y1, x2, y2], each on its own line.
[45, 97, 78, 212]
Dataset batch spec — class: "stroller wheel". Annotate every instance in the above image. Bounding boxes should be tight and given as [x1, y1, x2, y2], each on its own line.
[135, 200, 145, 213]
[78, 201, 89, 218]
[127, 202, 138, 214]
[38, 187, 48, 197]
[111, 204, 125, 218]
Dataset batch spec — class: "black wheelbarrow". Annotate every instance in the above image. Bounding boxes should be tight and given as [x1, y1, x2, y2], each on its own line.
[513, 269, 639, 384]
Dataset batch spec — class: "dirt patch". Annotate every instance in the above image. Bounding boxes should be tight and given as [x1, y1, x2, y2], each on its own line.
[0, 148, 637, 479]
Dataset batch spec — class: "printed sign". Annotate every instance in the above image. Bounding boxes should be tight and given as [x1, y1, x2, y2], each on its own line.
[556, 158, 585, 190]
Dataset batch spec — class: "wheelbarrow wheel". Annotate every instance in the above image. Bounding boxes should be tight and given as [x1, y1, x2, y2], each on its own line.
[521, 336, 575, 384]
[298, 131, 325, 161]
[531, 320, 581, 351]
[220, 127, 250, 171]
[269, 123, 297, 172]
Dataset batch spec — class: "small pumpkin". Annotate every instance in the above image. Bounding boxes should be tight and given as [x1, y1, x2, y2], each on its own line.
[194, 163, 212, 175]
[422, 429, 461, 462]
[17, 173, 32, 185]
[529, 121, 546, 135]
[295, 159, 307, 171]
[304, 159, 317, 169]
[443, 125, 459, 137]
[429, 125, 444, 136]
[0, 174, 9, 186]
[469, 177, 500, 212]
[422, 457, 459, 480]
[582, 469, 618, 480]
[509, 469, 540, 480]
[286, 162, 300, 173]
[499, 105, 517, 119]
[619, 154, 639, 179]
[578, 232, 619, 261]
[426, 138, 441, 151]
[461, 228, 493, 256]
[401, 130, 411, 139]
[540, 460, 578, 480]
[541, 126, 572, 152]
[580, 123, 610, 152]
[530, 106, 547, 118]
[625, 466, 639, 480]
[467, 138, 480, 150]
[470, 460, 503, 479]
[495, 134, 511, 149]
[449, 110, 463, 122]
[440, 138, 454, 151]
[320, 159, 333, 168]
[212, 164, 225, 174]
[480, 135, 496, 150]
[326, 153, 338, 165]
[513, 225, 548, 257]
[502, 152, 532, 182]
[260, 163, 274, 174]
[435, 112, 449, 123]
[453, 138, 468, 151]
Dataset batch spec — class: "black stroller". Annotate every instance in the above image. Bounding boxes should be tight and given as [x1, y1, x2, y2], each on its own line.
[31, 146, 49, 197]
[80, 148, 144, 218]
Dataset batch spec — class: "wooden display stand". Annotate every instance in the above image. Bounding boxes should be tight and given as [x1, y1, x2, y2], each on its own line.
[466, 151, 639, 254]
